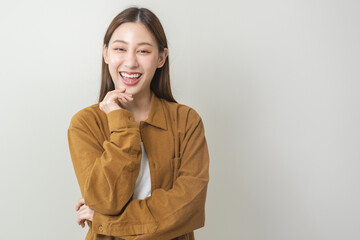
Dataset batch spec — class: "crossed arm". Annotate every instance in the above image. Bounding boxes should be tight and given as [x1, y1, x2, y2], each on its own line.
[68, 108, 209, 239]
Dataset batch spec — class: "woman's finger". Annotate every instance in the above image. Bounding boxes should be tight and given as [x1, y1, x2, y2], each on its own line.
[124, 94, 134, 100]
[119, 96, 128, 103]
[115, 92, 132, 99]
[104, 91, 131, 105]
[78, 218, 85, 228]
[75, 198, 85, 211]
[122, 95, 132, 102]
[77, 209, 87, 226]
[117, 92, 134, 102]
[119, 92, 133, 100]
[79, 204, 87, 212]
[102, 88, 125, 102]
[99, 88, 134, 114]
[109, 88, 127, 98]
[77, 214, 82, 225]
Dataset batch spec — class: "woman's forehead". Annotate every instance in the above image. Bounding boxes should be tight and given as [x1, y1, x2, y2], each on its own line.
[110, 22, 156, 46]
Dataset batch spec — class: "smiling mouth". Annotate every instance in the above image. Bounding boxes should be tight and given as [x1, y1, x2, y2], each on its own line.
[119, 72, 142, 80]
[119, 71, 142, 86]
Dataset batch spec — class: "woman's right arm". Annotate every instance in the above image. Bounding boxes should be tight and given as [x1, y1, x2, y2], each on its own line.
[67, 90, 141, 216]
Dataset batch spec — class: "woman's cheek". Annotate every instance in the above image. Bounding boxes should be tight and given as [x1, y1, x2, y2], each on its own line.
[108, 51, 122, 64]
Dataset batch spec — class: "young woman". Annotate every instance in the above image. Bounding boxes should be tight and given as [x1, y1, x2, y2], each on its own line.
[67, 7, 209, 240]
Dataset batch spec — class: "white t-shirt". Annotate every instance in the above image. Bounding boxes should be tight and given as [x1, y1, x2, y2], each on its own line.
[132, 142, 152, 200]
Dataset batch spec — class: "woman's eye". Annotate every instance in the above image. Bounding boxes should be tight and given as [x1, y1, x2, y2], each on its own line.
[138, 50, 150, 54]
[115, 48, 125, 51]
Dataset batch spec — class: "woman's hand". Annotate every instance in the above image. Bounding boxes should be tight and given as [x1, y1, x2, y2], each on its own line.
[75, 198, 94, 228]
[99, 87, 133, 114]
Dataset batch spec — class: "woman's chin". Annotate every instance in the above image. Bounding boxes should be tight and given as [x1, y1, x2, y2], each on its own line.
[115, 85, 135, 93]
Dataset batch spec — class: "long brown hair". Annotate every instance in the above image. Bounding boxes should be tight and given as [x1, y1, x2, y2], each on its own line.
[98, 7, 176, 103]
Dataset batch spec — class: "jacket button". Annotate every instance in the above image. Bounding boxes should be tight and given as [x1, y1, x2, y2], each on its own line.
[98, 225, 103, 231]
[128, 116, 134, 121]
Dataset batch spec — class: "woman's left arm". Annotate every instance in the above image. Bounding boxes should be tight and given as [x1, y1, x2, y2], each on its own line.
[91, 109, 210, 239]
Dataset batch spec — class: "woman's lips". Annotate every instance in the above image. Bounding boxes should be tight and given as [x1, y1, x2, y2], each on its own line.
[119, 71, 142, 86]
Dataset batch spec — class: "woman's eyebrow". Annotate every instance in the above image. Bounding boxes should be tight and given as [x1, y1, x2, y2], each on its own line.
[111, 39, 153, 46]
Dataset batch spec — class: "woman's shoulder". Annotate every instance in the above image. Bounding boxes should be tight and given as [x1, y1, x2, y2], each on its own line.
[161, 99, 203, 124]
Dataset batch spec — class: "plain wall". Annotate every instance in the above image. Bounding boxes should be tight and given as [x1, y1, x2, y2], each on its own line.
[0, 0, 359, 239]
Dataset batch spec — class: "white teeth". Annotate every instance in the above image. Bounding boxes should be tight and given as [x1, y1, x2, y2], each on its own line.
[120, 72, 141, 78]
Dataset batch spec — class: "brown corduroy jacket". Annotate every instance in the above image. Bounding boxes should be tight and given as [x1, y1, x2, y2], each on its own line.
[67, 91, 210, 240]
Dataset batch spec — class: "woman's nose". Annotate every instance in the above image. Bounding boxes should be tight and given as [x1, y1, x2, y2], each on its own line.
[124, 52, 139, 68]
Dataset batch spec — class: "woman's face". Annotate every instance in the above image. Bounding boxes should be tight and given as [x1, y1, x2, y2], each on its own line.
[103, 22, 168, 97]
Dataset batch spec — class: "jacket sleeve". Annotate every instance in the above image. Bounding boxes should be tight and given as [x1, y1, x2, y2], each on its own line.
[67, 108, 142, 215]
[91, 109, 210, 239]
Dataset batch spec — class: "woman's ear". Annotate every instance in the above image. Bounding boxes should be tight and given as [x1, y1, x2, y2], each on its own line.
[157, 48, 168, 68]
[103, 44, 108, 64]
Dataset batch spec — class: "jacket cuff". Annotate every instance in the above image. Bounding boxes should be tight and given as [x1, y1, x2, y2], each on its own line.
[107, 109, 137, 132]
[92, 211, 158, 236]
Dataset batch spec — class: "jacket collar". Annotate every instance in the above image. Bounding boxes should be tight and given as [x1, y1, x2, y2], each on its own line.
[143, 91, 167, 130]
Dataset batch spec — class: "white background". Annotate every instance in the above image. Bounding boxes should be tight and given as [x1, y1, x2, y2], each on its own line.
[0, 0, 359, 239]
